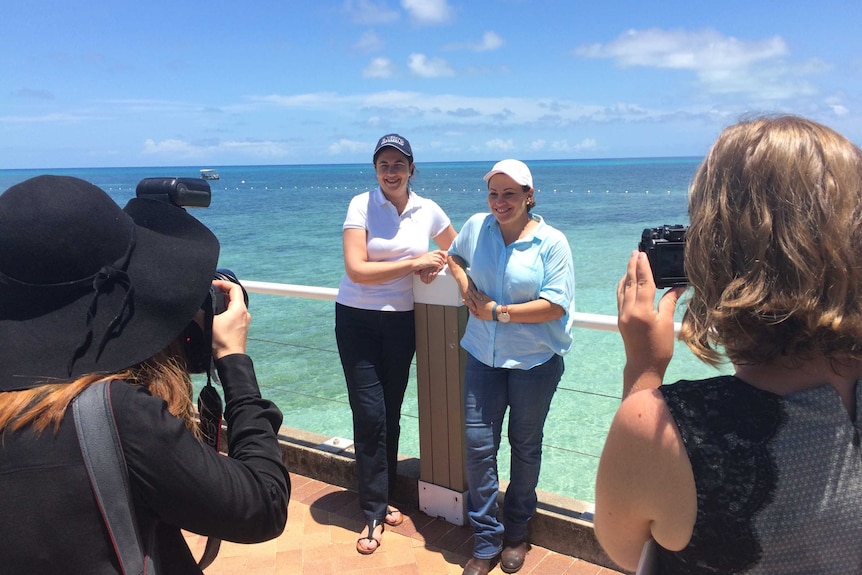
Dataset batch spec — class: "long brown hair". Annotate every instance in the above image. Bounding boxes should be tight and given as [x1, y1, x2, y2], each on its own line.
[681, 115, 862, 367]
[0, 339, 200, 437]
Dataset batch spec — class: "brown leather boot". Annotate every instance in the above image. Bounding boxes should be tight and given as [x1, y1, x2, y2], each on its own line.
[462, 556, 492, 575]
[500, 539, 530, 573]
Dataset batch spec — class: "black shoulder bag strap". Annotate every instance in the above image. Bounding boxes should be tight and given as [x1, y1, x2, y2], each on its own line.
[73, 380, 156, 575]
[196, 382, 223, 570]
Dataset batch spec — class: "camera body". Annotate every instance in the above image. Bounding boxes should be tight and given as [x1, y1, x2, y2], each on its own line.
[638, 225, 688, 288]
[135, 178, 248, 373]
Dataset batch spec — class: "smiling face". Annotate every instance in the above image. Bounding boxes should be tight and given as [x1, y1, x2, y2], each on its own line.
[374, 148, 413, 197]
[487, 173, 533, 225]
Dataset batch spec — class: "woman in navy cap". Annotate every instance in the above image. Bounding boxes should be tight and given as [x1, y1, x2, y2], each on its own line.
[336, 134, 456, 554]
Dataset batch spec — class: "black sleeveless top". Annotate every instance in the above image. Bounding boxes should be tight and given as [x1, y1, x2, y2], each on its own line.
[656, 375, 862, 574]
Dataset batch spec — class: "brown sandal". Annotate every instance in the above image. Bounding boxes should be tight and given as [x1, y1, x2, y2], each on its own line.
[356, 519, 383, 555]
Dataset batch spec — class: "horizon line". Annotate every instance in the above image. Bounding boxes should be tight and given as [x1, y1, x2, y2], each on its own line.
[0, 154, 704, 173]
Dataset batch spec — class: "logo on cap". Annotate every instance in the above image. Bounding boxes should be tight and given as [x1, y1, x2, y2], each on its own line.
[380, 135, 405, 147]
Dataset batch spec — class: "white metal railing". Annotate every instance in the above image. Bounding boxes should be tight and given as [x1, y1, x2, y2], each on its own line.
[240, 279, 626, 332]
[241, 280, 338, 301]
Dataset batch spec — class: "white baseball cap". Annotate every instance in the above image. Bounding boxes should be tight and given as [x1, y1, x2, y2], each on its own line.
[483, 159, 533, 188]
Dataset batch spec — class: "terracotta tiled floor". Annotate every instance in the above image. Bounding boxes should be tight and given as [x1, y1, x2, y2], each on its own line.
[184, 473, 624, 575]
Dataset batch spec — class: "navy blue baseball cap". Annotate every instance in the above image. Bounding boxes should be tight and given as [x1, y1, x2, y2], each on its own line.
[373, 133, 413, 160]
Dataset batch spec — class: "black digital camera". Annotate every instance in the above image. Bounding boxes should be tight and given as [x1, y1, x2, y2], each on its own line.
[638, 225, 688, 288]
[135, 178, 248, 373]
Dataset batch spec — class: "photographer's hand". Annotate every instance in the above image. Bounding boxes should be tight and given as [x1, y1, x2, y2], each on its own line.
[617, 251, 684, 397]
[211, 279, 251, 359]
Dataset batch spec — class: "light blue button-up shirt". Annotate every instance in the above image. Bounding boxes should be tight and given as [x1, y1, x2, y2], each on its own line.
[449, 212, 575, 369]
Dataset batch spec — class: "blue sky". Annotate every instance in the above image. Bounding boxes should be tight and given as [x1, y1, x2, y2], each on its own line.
[2, 0, 860, 169]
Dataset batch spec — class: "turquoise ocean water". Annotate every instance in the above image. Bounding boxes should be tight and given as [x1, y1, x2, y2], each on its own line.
[0, 159, 733, 503]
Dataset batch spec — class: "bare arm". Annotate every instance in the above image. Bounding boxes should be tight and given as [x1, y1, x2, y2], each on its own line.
[433, 224, 457, 251]
[616, 250, 684, 397]
[594, 389, 697, 570]
[495, 299, 564, 323]
[342, 228, 447, 285]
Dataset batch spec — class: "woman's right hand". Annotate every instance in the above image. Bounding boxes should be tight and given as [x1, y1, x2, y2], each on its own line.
[210, 279, 251, 359]
[415, 249, 447, 273]
[616, 250, 683, 396]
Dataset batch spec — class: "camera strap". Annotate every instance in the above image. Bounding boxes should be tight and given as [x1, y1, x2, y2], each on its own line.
[196, 381, 223, 569]
[74, 380, 158, 575]
[193, 309, 224, 570]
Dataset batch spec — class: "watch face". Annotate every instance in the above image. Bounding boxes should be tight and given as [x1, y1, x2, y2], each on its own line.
[498, 311, 510, 323]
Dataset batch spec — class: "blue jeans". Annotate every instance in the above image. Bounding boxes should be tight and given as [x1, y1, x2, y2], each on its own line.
[335, 303, 415, 524]
[464, 353, 564, 559]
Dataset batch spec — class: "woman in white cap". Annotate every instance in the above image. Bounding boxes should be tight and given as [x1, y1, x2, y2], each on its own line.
[336, 133, 456, 554]
[447, 159, 575, 575]
[0, 175, 289, 574]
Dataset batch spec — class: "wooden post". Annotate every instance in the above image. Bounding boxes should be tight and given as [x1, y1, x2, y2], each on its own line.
[413, 268, 469, 525]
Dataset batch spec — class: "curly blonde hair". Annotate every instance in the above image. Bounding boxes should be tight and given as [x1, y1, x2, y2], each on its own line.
[681, 115, 862, 367]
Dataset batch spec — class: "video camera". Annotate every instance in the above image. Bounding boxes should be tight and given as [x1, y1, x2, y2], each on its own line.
[638, 224, 688, 288]
[135, 178, 248, 373]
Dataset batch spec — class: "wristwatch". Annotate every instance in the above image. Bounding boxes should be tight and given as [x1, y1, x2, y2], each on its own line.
[497, 305, 511, 323]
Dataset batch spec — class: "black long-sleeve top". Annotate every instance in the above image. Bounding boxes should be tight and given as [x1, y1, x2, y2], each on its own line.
[0, 353, 290, 574]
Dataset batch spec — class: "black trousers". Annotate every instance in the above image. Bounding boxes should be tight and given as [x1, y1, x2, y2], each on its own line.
[335, 303, 416, 523]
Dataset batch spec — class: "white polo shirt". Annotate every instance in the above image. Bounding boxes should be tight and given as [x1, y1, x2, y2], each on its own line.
[336, 187, 451, 311]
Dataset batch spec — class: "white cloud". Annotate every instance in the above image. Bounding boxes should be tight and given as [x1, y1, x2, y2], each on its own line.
[575, 28, 787, 70]
[445, 31, 504, 52]
[576, 138, 598, 151]
[408, 53, 454, 77]
[401, 0, 451, 24]
[329, 138, 368, 154]
[525, 138, 599, 153]
[574, 28, 818, 100]
[142, 138, 294, 158]
[0, 112, 94, 124]
[142, 138, 195, 155]
[344, 0, 400, 24]
[254, 91, 615, 127]
[485, 138, 515, 151]
[826, 96, 849, 117]
[364, 57, 396, 78]
[545, 138, 599, 152]
[354, 31, 384, 53]
[476, 31, 503, 51]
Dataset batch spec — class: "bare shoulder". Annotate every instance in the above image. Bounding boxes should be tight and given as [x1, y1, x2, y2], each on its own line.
[594, 388, 696, 570]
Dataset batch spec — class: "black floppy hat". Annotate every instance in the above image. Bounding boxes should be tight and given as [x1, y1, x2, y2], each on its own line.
[0, 175, 220, 391]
